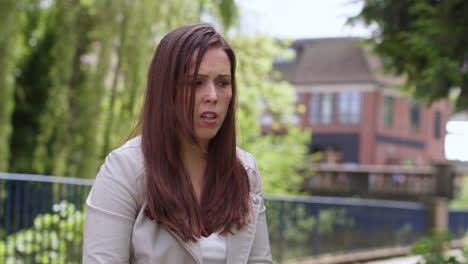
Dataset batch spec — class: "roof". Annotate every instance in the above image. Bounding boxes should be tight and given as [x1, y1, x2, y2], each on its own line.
[274, 37, 403, 86]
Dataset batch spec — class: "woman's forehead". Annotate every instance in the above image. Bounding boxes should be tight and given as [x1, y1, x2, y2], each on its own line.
[189, 47, 230, 75]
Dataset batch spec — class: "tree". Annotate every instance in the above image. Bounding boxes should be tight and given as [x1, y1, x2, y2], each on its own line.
[1, 0, 239, 176]
[0, 0, 24, 172]
[350, 0, 468, 112]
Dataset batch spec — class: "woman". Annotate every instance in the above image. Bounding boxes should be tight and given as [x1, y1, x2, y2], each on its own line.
[83, 23, 272, 263]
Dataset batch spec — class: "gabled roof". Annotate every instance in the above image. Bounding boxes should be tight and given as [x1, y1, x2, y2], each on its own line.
[274, 37, 403, 86]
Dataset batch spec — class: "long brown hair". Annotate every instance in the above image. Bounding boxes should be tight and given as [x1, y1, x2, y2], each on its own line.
[137, 23, 250, 242]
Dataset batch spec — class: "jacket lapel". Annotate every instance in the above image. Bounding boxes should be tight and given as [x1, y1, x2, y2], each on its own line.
[165, 227, 203, 264]
[226, 192, 261, 264]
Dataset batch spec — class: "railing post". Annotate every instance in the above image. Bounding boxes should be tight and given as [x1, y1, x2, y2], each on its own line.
[350, 172, 369, 196]
[277, 200, 285, 264]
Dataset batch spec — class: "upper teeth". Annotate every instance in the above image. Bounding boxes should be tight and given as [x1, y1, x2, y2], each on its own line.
[203, 113, 215, 118]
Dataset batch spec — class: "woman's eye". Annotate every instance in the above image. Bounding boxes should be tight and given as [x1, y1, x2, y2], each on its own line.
[219, 80, 231, 87]
[195, 80, 204, 87]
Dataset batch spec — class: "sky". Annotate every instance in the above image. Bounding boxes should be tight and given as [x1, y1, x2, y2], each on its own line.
[237, 0, 371, 39]
[237, 0, 468, 161]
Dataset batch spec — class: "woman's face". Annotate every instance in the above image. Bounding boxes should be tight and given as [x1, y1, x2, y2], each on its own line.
[192, 47, 232, 148]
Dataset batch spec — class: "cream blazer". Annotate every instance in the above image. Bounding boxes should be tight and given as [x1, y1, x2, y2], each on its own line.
[82, 136, 272, 263]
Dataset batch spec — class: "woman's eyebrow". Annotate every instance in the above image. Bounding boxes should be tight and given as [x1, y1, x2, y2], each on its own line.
[193, 74, 231, 78]
[217, 74, 231, 78]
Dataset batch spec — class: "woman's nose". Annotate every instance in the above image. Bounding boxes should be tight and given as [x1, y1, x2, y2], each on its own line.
[203, 82, 218, 104]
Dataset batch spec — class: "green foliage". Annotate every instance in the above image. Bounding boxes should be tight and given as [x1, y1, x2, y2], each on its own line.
[0, 201, 85, 264]
[2, 0, 240, 178]
[214, 0, 239, 30]
[33, 0, 80, 176]
[74, 0, 119, 179]
[450, 175, 468, 210]
[0, 0, 25, 171]
[350, 0, 468, 111]
[410, 232, 464, 264]
[231, 35, 312, 194]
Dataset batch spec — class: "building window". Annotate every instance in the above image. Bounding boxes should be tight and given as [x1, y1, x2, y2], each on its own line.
[382, 96, 394, 127]
[410, 102, 420, 131]
[337, 91, 361, 124]
[434, 111, 441, 139]
[309, 93, 333, 124]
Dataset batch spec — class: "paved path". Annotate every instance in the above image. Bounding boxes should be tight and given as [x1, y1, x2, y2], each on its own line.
[366, 249, 465, 264]
[365, 255, 421, 264]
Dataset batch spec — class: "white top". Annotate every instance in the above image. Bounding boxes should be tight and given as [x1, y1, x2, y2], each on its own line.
[199, 232, 227, 264]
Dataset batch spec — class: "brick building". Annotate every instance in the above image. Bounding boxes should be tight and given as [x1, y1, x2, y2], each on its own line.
[274, 38, 449, 166]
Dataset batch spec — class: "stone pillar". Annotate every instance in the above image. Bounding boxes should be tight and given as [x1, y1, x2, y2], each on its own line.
[431, 162, 456, 198]
[424, 197, 449, 233]
[423, 162, 456, 234]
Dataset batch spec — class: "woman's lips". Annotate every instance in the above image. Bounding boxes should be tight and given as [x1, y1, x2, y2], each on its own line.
[200, 111, 218, 125]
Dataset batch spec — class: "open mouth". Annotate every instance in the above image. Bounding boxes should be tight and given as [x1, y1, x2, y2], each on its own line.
[201, 112, 218, 119]
[200, 111, 218, 125]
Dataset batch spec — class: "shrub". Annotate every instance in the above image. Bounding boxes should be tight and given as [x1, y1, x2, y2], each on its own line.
[0, 201, 84, 264]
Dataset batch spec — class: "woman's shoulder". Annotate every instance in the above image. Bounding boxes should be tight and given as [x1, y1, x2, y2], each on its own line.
[104, 136, 145, 182]
[236, 147, 256, 170]
[236, 147, 262, 194]
[114, 135, 143, 153]
[113, 135, 143, 158]
[90, 136, 146, 210]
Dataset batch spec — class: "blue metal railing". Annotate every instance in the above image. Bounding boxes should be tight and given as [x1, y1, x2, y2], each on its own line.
[264, 194, 427, 262]
[1, 173, 468, 263]
[449, 210, 468, 239]
[0, 173, 92, 264]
